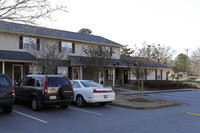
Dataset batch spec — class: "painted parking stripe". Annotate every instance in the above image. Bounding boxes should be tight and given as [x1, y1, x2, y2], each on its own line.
[186, 112, 200, 117]
[69, 107, 103, 116]
[13, 110, 48, 124]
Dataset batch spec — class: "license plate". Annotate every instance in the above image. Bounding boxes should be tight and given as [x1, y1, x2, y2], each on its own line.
[50, 96, 57, 100]
[104, 95, 108, 98]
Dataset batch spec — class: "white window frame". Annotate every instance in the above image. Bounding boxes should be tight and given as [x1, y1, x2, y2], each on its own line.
[23, 37, 37, 50]
[157, 70, 162, 80]
[57, 66, 68, 75]
[61, 41, 73, 53]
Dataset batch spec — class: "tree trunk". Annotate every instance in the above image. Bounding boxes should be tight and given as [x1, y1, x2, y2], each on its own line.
[137, 79, 141, 97]
[141, 80, 144, 99]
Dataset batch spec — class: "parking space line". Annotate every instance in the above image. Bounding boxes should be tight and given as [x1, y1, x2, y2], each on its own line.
[69, 107, 103, 116]
[186, 112, 200, 117]
[13, 110, 48, 124]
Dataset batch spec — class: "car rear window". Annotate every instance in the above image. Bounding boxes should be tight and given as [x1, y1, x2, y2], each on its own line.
[0, 75, 11, 87]
[47, 77, 71, 87]
[80, 81, 102, 88]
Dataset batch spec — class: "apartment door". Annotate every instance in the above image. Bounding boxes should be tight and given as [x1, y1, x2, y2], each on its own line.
[124, 70, 128, 84]
[12, 65, 23, 84]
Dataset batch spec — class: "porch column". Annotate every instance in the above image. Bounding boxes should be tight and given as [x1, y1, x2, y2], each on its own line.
[99, 72, 101, 84]
[103, 70, 105, 85]
[80, 66, 83, 80]
[2, 61, 5, 74]
[113, 67, 115, 87]
[33, 65, 36, 74]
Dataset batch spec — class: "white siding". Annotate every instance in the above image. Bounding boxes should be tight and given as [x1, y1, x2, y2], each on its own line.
[0, 33, 22, 51]
[162, 69, 167, 80]
[147, 71, 156, 80]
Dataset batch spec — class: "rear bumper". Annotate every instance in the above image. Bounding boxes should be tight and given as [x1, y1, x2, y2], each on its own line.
[86, 93, 115, 103]
[40, 99, 73, 105]
[0, 98, 14, 106]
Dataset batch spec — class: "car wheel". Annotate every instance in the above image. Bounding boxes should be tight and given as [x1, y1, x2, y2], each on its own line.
[2, 105, 12, 113]
[31, 97, 40, 111]
[60, 104, 69, 109]
[99, 102, 107, 106]
[76, 95, 86, 107]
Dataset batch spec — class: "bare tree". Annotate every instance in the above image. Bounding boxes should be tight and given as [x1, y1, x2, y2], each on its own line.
[30, 39, 65, 74]
[139, 42, 175, 65]
[0, 0, 67, 24]
[190, 48, 200, 76]
[124, 43, 167, 99]
[81, 45, 113, 81]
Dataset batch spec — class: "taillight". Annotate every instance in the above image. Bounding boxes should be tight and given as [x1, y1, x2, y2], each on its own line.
[67, 77, 73, 88]
[12, 88, 15, 95]
[43, 76, 48, 94]
[93, 89, 113, 93]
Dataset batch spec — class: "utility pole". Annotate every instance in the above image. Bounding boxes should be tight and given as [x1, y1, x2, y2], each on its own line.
[184, 48, 190, 76]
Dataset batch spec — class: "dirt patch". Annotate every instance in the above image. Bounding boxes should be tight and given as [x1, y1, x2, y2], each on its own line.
[109, 94, 184, 110]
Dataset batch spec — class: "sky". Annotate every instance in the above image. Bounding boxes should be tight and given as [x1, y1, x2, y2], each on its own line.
[41, 0, 200, 58]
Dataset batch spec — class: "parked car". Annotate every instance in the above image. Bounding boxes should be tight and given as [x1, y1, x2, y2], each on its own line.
[71, 80, 115, 107]
[0, 74, 15, 113]
[15, 75, 73, 111]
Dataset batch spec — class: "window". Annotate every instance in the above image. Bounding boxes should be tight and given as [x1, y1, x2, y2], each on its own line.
[20, 37, 40, 50]
[72, 67, 79, 80]
[36, 77, 44, 87]
[110, 47, 113, 57]
[156, 70, 162, 80]
[47, 77, 70, 87]
[72, 81, 81, 88]
[27, 77, 35, 86]
[28, 65, 42, 74]
[60, 42, 75, 53]
[20, 77, 30, 86]
[57, 66, 68, 75]
[108, 68, 113, 80]
[0, 76, 11, 87]
[80, 81, 102, 87]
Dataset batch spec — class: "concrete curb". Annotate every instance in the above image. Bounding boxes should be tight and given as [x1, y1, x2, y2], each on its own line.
[109, 102, 185, 110]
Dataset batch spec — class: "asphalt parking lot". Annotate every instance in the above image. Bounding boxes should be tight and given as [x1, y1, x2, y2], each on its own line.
[1, 91, 200, 133]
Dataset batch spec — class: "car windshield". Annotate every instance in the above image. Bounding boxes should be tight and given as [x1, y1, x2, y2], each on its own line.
[0, 75, 11, 87]
[80, 81, 102, 88]
[48, 77, 70, 87]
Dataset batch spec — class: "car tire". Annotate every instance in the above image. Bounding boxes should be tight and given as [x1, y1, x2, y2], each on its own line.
[99, 102, 107, 106]
[59, 85, 73, 100]
[60, 104, 69, 109]
[2, 105, 12, 113]
[76, 95, 86, 107]
[31, 97, 40, 111]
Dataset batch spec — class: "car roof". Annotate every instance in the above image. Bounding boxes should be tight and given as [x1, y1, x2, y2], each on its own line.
[26, 74, 68, 77]
[71, 80, 92, 82]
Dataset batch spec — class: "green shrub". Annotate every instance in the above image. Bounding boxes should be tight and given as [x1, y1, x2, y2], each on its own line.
[143, 81, 197, 90]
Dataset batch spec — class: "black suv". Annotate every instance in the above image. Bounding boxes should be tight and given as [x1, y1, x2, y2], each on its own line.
[0, 74, 15, 113]
[15, 75, 73, 111]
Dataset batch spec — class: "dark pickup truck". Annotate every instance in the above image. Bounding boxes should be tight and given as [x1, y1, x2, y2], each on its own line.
[0, 74, 15, 113]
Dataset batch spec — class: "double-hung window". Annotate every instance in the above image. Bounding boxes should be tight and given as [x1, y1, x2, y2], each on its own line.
[19, 37, 40, 50]
[156, 70, 162, 80]
[107, 68, 113, 80]
[59, 41, 75, 53]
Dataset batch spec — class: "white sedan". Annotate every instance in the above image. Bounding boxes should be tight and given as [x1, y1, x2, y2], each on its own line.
[71, 80, 115, 107]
